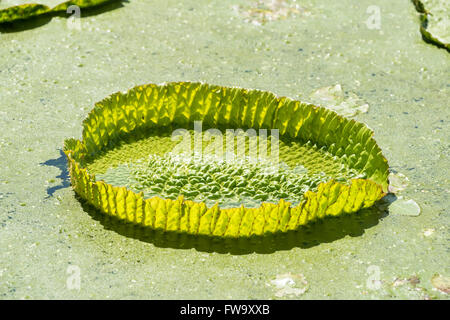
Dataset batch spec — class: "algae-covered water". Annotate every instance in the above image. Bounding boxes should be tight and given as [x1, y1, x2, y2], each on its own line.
[0, 0, 449, 299]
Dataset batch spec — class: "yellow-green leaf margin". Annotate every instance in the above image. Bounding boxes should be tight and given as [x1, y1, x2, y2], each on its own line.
[0, 0, 116, 23]
[63, 82, 389, 238]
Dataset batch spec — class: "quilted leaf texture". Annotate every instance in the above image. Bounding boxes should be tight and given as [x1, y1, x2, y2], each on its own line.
[64, 82, 389, 238]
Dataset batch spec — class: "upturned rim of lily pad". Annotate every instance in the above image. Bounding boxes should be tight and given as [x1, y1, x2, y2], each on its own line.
[63, 81, 389, 238]
[0, 0, 117, 24]
[412, 0, 450, 52]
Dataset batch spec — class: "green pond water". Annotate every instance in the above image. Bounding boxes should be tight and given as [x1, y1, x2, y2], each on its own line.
[0, 0, 448, 299]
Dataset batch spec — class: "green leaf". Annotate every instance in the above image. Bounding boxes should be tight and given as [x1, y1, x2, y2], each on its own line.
[63, 82, 390, 238]
[412, 0, 450, 52]
[0, 4, 50, 23]
[0, 0, 118, 24]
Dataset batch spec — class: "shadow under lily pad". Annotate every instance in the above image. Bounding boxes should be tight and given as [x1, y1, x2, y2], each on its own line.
[40, 149, 70, 198]
[78, 194, 391, 255]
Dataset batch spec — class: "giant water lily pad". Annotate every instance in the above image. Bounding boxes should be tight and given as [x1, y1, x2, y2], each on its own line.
[412, 0, 450, 52]
[63, 82, 389, 238]
[0, 0, 116, 23]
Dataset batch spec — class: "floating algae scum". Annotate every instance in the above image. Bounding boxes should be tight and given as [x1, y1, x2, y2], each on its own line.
[64, 82, 388, 238]
[0, 0, 448, 299]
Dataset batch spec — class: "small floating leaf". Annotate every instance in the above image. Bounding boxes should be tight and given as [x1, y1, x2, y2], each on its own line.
[389, 197, 421, 216]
